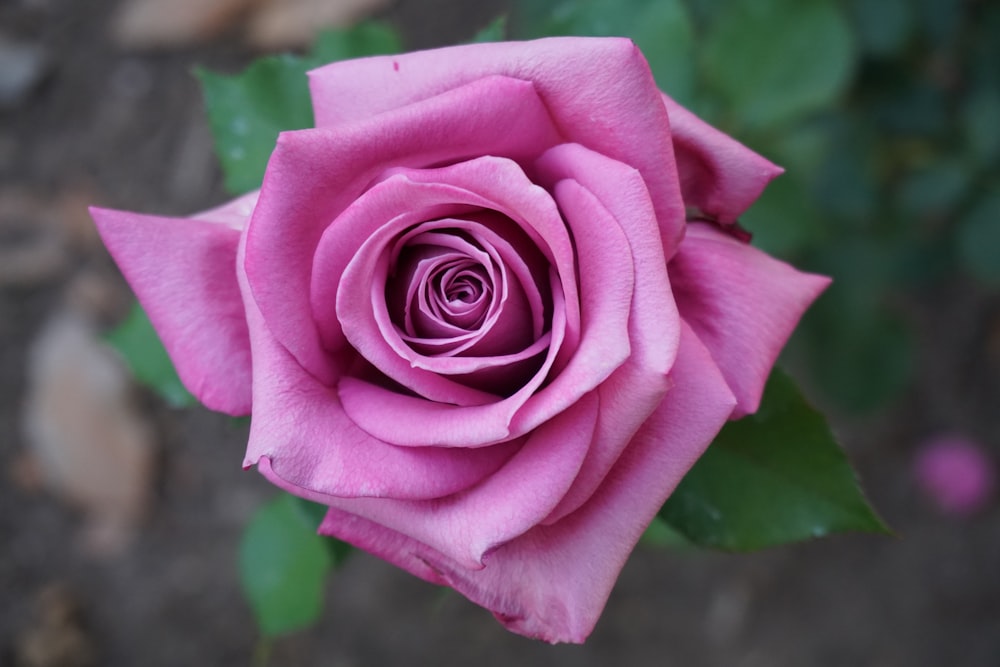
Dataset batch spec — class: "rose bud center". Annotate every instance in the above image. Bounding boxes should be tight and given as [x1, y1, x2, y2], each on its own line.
[382, 211, 555, 396]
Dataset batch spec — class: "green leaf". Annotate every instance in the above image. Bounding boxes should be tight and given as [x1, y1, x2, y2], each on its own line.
[515, 0, 696, 104]
[105, 302, 196, 408]
[659, 369, 888, 551]
[957, 191, 1000, 286]
[199, 22, 400, 195]
[198, 57, 315, 195]
[702, 0, 856, 129]
[471, 16, 508, 43]
[239, 493, 337, 637]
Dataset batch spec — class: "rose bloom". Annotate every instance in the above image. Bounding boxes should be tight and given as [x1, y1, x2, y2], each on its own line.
[92, 38, 828, 643]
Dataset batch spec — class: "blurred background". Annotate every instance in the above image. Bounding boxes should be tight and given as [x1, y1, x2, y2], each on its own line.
[1, 0, 997, 665]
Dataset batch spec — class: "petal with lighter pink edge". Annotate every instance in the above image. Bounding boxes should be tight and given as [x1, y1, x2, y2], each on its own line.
[661, 94, 783, 226]
[669, 223, 831, 417]
[91, 198, 255, 415]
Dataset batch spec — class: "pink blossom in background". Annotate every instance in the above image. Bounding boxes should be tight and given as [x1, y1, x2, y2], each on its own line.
[91, 38, 828, 643]
[914, 435, 996, 516]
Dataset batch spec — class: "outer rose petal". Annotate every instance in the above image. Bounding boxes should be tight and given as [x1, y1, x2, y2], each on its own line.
[308, 37, 687, 255]
[318, 324, 737, 643]
[90, 194, 257, 415]
[670, 223, 831, 417]
[661, 94, 783, 225]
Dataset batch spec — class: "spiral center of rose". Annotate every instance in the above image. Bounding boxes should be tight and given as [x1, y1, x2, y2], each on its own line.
[382, 212, 553, 389]
[432, 261, 490, 325]
[443, 272, 483, 305]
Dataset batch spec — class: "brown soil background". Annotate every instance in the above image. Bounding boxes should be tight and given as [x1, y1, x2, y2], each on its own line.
[2, 1, 998, 665]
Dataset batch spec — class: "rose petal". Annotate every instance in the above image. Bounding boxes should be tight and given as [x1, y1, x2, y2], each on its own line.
[245, 75, 562, 383]
[661, 94, 783, 225]
[669, 222, 830, 416]
[90, 196, 256, 415]
[308, 37, 686, 253]
[318, 323, 736, 643]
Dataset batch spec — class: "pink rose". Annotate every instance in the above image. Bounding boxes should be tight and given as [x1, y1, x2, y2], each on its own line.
[91, 38, 828, 643]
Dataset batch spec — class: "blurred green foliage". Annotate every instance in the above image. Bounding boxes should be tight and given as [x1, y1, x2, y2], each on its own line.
[516, 0, 1000, 413]
[240, 494, 351, 637]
